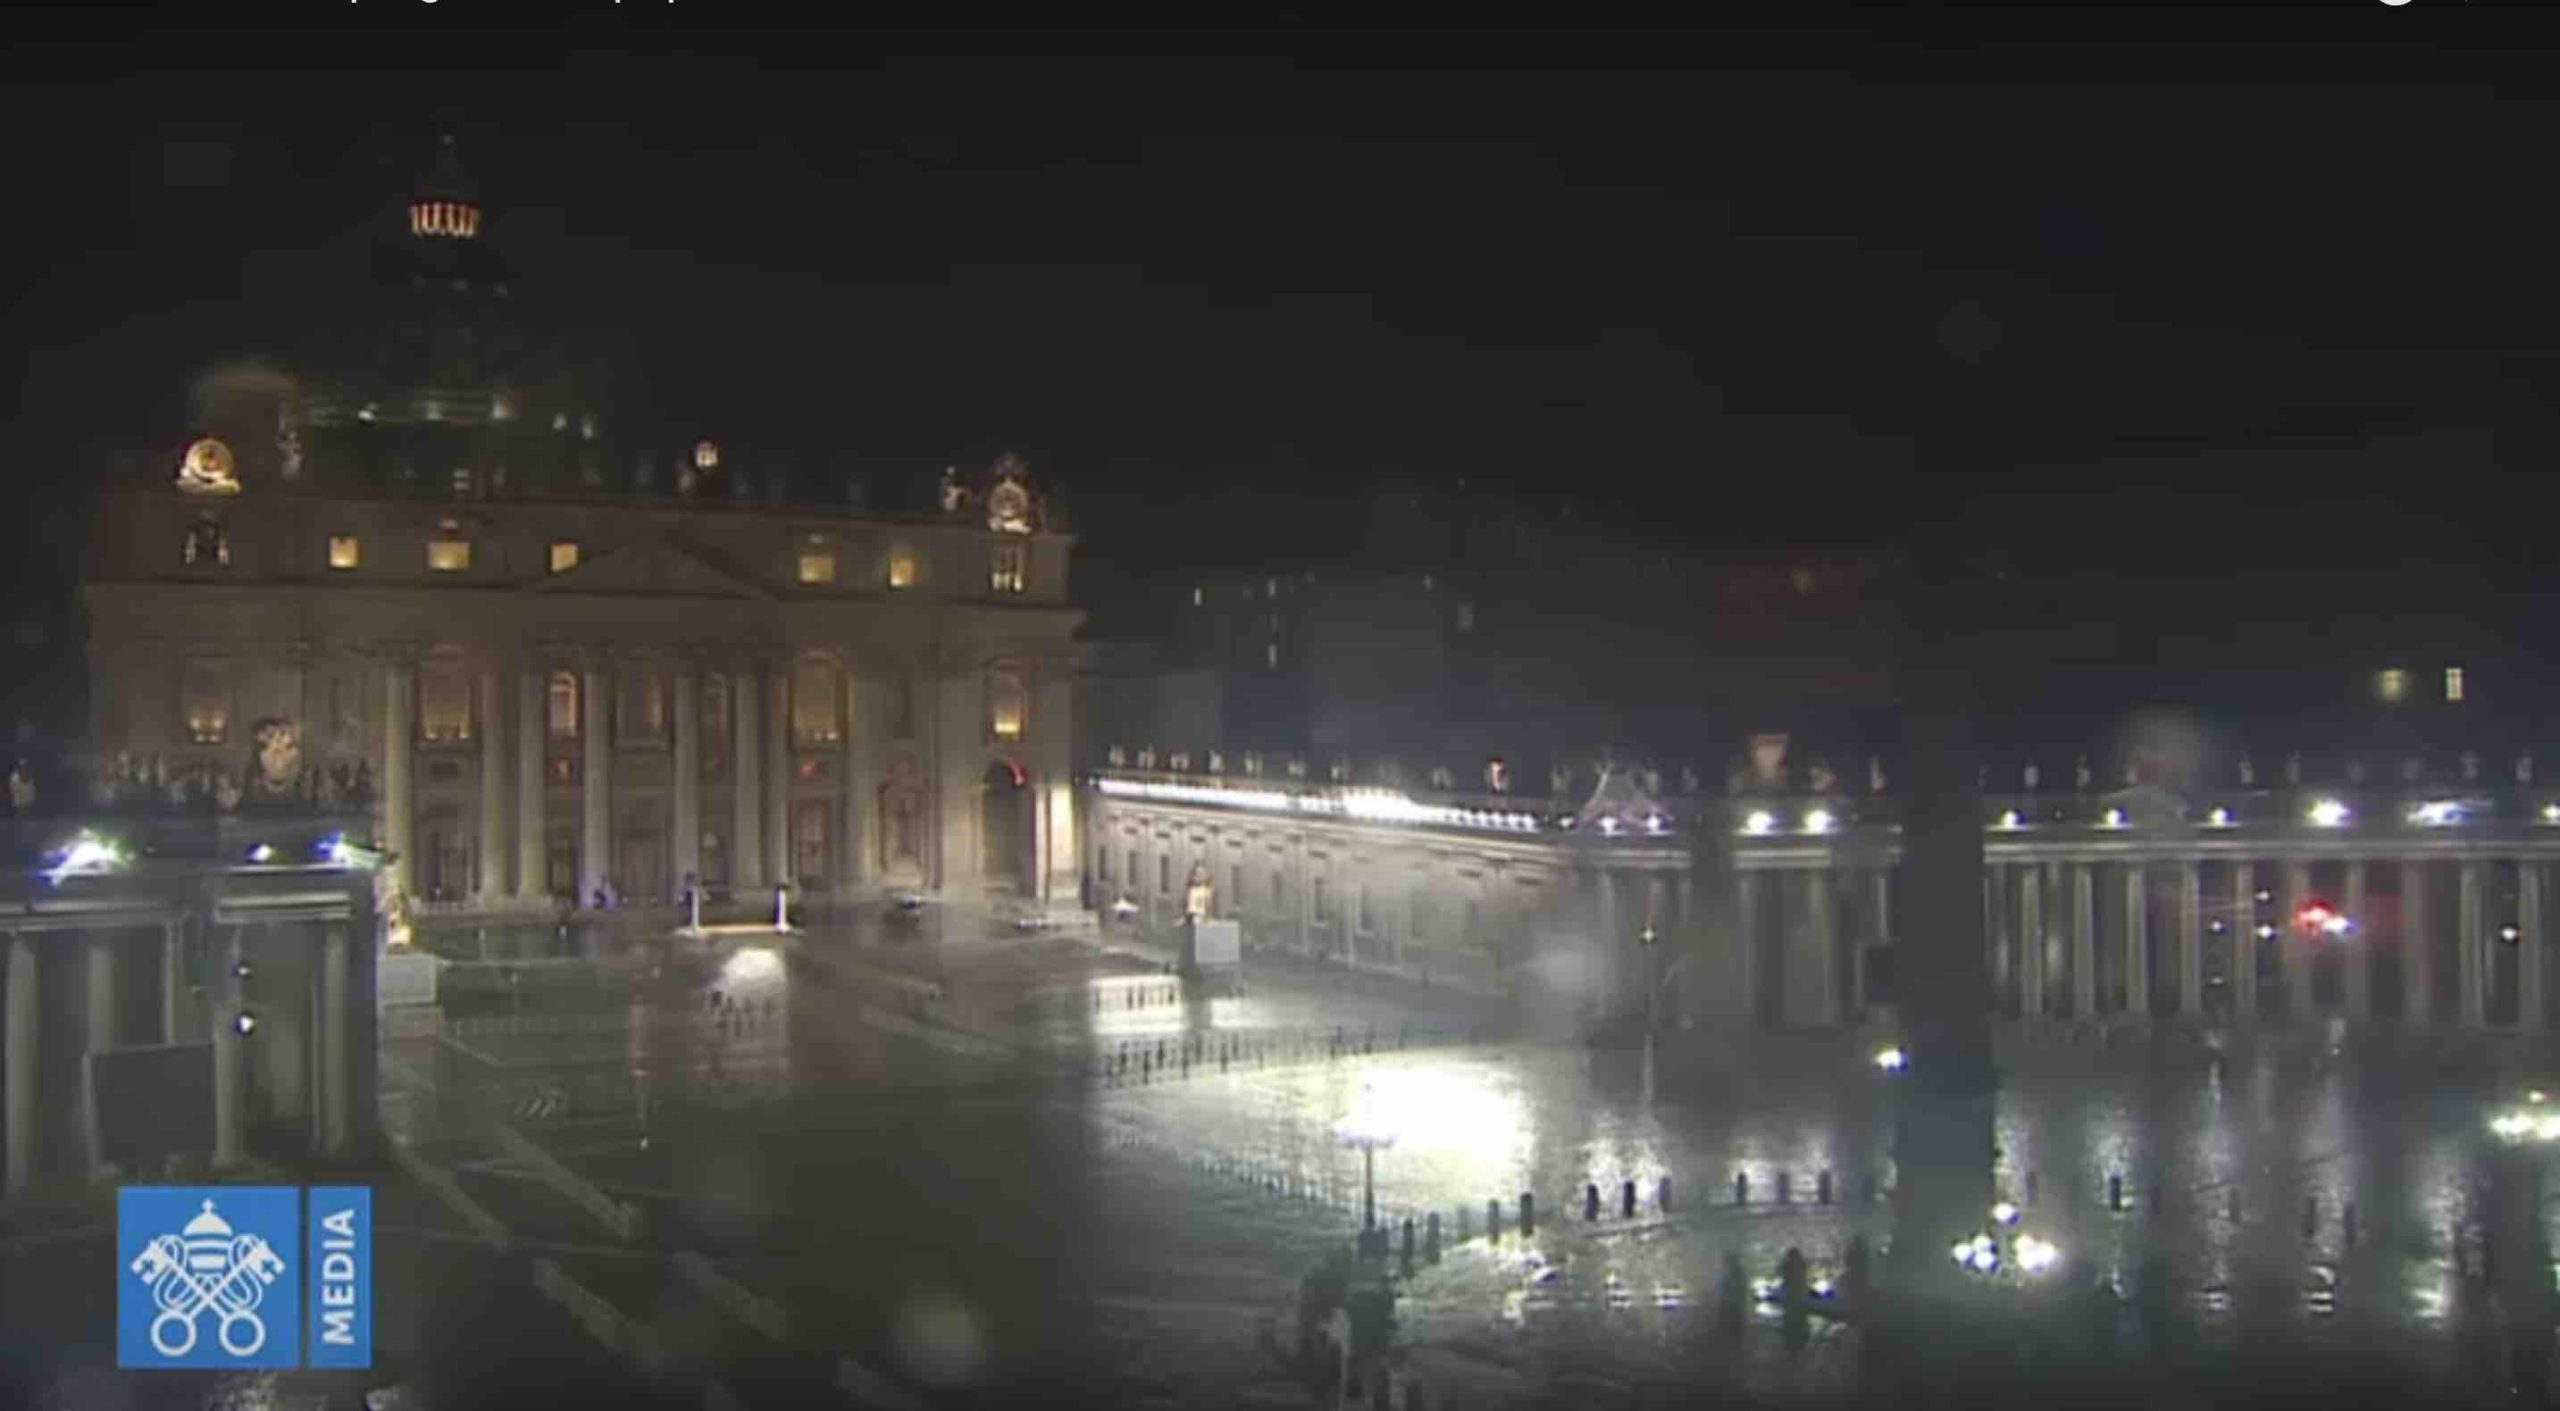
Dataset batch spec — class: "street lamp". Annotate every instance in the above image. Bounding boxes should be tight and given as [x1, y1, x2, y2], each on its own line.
[1336, 1085, 1401, 1258]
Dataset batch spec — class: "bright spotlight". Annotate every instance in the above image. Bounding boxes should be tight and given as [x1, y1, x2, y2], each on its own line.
[1802, 808, 1835, 835]
[1996, 809, 2023, 830]
[246, 842, 275, 863]
[233, 1012, 258, 1037]
[1873, 1046, 1908, 1073]
[2205, 806, 2233, 828]
[41, 830, 127, 885]
[1742, 810, 1776, 836]
[2100, 807, 2127, 829]
[2411, 800, 2463, 827]
[1991, 1201, 2020, 1226]
[2307, 799, 2350, 828]
[2014, 1234, 2061, 1273]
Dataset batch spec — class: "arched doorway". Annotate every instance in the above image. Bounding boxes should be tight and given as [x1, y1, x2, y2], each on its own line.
[982, 759, 1033, 895]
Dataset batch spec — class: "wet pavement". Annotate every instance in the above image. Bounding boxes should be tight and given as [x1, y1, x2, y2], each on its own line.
[10, 907, 2560, 1407]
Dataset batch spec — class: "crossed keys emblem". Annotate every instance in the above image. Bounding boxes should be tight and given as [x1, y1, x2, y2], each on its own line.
[128, 1199, 287, 1358]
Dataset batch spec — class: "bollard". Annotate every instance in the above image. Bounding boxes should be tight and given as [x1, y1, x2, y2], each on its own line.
[1776, 1171, 1793, 1206]
[1659, 1176, 1674, 1213]
[1489, 1198, 1503, 1240]
[2301, 1196, 2318, 1241]
[2343, 1202, 2360, 1248]
[1816, 1169, 1833, 1206]
[2108, 1174, 2124, 1212]
[1586, 1184, 1601, 1222]
[1520, 1192, 1536, 1236]
[1426, 1212, 1442, 1262]
[1735, 1172, 1750, 1207]
[1622, 1179, 1638, 1219]
[1402, 1218, 1416, 1267]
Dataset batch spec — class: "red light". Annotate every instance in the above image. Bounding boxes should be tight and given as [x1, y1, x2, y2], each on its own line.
[2294, 901, 2350, 937]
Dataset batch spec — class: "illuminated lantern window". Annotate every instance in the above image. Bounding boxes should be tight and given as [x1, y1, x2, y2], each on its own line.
[428, 520, 470, 573]
[2376, 668, 2409, 703]
[327, 535, 360, 570]
[798, 542, 838, 585]
[988, 669, 1028, 741]
[546, 671, 580, 739]
[2445, 665, 2466, 703]
[694, 440, 721, 472]
[990, 543, 1027, 594]
[182, 663, 229, 744]
[886, 548, 918, 590]
[548, 540, 580, 574]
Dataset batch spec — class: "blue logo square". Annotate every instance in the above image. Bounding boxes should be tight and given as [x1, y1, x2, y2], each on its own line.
[118, 1186, 302, 1369]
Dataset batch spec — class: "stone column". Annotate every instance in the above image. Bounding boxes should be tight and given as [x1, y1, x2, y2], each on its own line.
[2229, 861, 2257, 1022]
[85, 935, 116, 1170]
[673, 670, 701, 901]
[766, 664, 792, 889]
[581, 664, 613, 905]
[212, 928, 244, 1169]
[2344, 860, 2371, 1021]
[1801, 868, 1839, 1026]
[2282, 859, 2315, 1020]
[162, 921, 185, 1043]
[1734, 869, 1762, 1024]
[2177, 862, 2204, 1019]
[2521, 861, 2546, 1031]
[2017, 863, 2046, 1019]
[1984, 864, 2009, 1012]
[1867, 868, 1892, 1015]
[2122, 863, 2150, 1018]
[6, 937, 37, 1193]
[320, 927, 351, 1154]
[381, 658, 414, 903]
[516, 669, 549, 903]
[2069, 862, 2097, 1020]
[841, 669, 870, 893]
[2405, 860, 2433, 1026]
[2459, 860, 2488, 1029]
[733, 670, 765, 892]
[476, 669, 508, 903]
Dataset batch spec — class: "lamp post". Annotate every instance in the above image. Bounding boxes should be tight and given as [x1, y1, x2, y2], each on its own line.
[1336, 1088, 1400, 1259]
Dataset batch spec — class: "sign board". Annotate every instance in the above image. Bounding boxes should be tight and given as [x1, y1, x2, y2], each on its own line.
[90, 1044, 215, 1163]
[1183, 918, 1241, 973]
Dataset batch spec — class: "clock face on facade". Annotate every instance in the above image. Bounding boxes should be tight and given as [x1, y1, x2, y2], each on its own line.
[987, 480, 1033, 534]
[176, 438, 241, 495]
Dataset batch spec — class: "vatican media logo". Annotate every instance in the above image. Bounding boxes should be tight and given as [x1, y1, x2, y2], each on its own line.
[117, 1186, 371, 1370]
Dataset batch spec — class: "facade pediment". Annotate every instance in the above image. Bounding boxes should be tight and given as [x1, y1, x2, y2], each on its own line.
[533, 537, 770, 601]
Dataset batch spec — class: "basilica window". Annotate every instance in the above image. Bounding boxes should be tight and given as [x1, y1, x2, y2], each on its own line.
[797, 536, 837, 586]
[987, 669, 1027, 742]
[891, 678, 917, 741]
[792, 658, 842, 744]
[428, 520, 471, 573]
[989, 543, 1027, 595]
[1158, 855, 1171, 895]
[886, 547, 918, 590]
[2445, 664, 2466, 703]
[547, 671, 580, 739]
[183, 515, 229, 568]
[617, 670, 667, 746]
[327, 535, 361, 571]
[549, 540, 580, 574]
[181, 663, 229, 745]
[419, 661, 473, 743]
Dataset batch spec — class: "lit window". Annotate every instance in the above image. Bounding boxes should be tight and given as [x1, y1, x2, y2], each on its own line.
[1192, 585, 1204, 607]
[183, 516, 229, 567]
[428, 522, 470, 573]
[327, 535, 360, 570]
[1456, 602, 1476, 633]
[886, 548, 917, 590]
[2376, 668, 2409, 703]
[1267, 642, 1280, 669]
[990, 543, 1027, 594]
[793, 659, 842, 744]
[419, 663, 473, 742]
[182, 663, 228, 744]
[617, 671, 667, 745]
[549, 540, 580, 574]
[798, 549, 837, 585]
[2445, 665, 2465, 703]
[547, 671, 580, 739]
[988, 669, 1028, 741]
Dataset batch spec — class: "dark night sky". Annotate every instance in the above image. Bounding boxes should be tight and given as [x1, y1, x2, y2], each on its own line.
[5, 10, 2558, 662]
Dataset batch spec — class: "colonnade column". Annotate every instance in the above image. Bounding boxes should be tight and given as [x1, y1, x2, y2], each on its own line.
[841, 669, 870, 893]
[211, 927, 243, 1169]
[1866, 868, 1891, 1017]
[2343, 861, 2371, 1021]
[85, 936, 116, 1170]
[1984, 864, 2008, 1012]
[475, 669, 508, 903]
[2017, 864, 2046, 1019]
[1733, 869, 1762, 1024]
[2405, 861, 2433, 1026]
[320, 926, 351, 1155]
[733, 670, 765, 893]
[766, 664, 792, 890]
[2458, 860, 2488, 1029]
[6, 936, 36, 1193]
[2068, 862, 2097, 1019]
[2281, 860, 2315, 1021]
[2122, 863, 2150, 1018]
[1804, 868, 1838, 1026]
[2229, 861, 2257, 1022]
[2521, 861, 2546, 1031]
[581, 664, 613, 905]
[380, 657, 413, 903]
[2177, 862, 2204, 1019]
[162, 921, 185, 1043]
[516, 670, 548, 903]
[672, 670, 701, 900]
